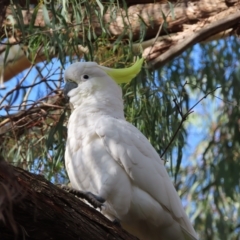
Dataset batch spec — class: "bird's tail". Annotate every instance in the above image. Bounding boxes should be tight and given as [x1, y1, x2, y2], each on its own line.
[181, 225, 198, 240]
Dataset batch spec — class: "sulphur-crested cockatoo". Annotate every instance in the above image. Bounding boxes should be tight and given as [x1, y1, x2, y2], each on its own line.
[64, 58, 198, 240]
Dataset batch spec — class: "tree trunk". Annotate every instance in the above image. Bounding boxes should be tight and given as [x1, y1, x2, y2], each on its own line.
[0, 0, 239, 82]
[0, 158, 138, 240]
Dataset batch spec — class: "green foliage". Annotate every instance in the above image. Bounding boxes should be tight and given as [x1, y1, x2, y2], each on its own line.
[5, 0, 126, 65]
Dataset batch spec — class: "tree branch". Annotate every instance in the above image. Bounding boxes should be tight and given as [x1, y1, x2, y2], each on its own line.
[0, 158, 138, 240]
[147, 9, 240, 69]
[1, 0, 239, 82]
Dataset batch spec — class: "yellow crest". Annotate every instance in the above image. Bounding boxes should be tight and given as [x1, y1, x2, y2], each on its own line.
[99, 58, 144, 84]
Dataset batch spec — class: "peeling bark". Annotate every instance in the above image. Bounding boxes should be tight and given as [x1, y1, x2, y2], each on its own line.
[0, 159, 138, 240]
[0, 0, 239, 82]
[146, 10, 240, 69]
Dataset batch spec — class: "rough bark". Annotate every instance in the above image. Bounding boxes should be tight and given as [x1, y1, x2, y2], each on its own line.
[1, 0, 239, 82]
[0, 158, 138, 240]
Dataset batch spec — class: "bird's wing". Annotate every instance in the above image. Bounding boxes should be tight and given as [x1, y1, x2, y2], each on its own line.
[95, 116, 196, 237]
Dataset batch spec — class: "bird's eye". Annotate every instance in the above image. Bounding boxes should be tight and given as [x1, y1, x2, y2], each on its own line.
[82, 75, 89, 80]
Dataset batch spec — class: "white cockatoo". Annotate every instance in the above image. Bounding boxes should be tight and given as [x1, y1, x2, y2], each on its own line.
[64, 58, 198, 240]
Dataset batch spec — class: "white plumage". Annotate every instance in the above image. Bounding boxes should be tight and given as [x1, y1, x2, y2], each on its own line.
[64, 61, 198, 240]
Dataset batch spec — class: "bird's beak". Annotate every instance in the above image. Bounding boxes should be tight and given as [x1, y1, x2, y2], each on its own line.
[99, 58, 144, 84]
[63, 82, 78, 98]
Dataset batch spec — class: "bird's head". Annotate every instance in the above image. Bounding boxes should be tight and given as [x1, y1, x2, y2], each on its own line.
[63, 58, 144, 99]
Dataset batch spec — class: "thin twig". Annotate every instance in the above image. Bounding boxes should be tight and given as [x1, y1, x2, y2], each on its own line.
[0, 46, 44, 106]
[188, 86, 222, 113]
[173, 98, 183, 117]
[160, 86, 222, 158]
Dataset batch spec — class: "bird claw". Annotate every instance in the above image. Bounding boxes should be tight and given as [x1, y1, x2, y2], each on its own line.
[61, 185, 105, 210]
[112, 218, 121, 227]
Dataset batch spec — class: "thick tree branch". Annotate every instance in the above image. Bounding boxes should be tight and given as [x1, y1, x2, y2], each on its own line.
[147, 9, 240, 69]
[0, 158, 138, 240]
[0, 0, 239, 82]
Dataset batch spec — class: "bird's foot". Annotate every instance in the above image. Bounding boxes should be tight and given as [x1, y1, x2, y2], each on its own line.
[61, 185, 105, 210]
[112, 218, 121, 227]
